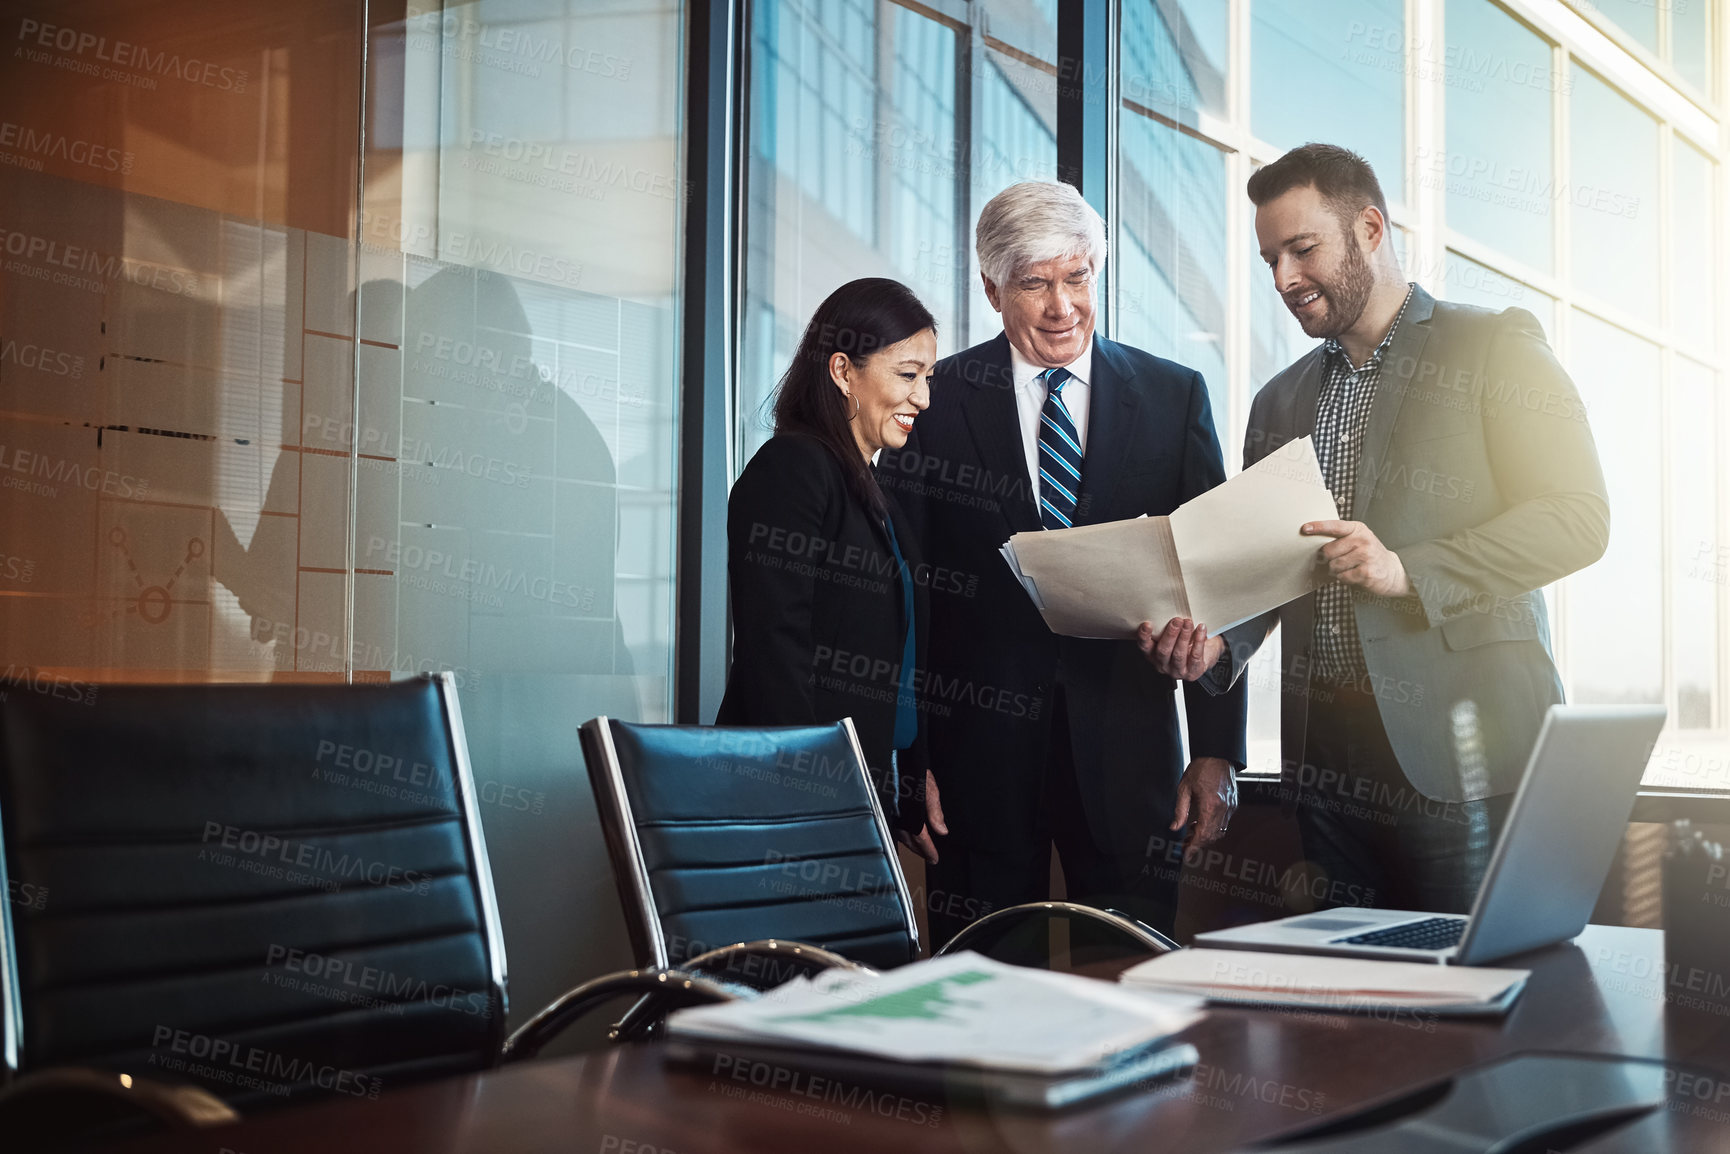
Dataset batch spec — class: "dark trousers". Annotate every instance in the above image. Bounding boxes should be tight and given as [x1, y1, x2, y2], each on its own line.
[927, 688, 1180, 954]
[1295, 682, 1512, 914]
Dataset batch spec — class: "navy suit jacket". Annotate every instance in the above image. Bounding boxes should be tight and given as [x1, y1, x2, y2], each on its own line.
[880, 333, 1247, 854]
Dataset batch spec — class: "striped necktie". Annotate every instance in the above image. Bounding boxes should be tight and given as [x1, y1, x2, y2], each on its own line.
[1037, 366, 1082, 529]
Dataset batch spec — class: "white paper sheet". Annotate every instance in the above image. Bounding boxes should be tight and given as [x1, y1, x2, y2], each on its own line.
[1000, 436, 1340, 638]
[667, 952, 1203, 1074]
[1120, 948, 1529, 1014]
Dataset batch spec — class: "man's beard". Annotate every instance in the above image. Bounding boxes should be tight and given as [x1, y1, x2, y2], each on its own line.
[1292, 237, 1374, 339]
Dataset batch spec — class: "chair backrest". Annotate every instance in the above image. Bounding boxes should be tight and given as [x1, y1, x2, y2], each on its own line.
[581, 718, 919, 972]
[0, 674, 507, 1108]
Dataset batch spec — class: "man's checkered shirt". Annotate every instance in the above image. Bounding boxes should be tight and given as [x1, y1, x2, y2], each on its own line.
[1309, 284, 1415, 685]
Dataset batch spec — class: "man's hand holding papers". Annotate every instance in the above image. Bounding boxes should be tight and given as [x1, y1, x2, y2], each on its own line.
[1301, 518, 1415, 598]
[999, 435, 1341, 640]
[1138, 617, 1223, 680]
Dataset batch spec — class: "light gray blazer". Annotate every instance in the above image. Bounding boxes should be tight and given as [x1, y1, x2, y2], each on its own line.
[1212, 285, 1610, 802]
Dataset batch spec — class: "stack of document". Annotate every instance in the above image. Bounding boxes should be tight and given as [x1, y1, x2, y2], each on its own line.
[1001, 435, 1340, 638]
[1120, 949, 1529, 1016]
[665, 952, 1204, 1109]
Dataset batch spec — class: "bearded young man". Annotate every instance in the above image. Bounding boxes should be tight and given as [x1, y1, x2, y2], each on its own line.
[1186, 143, 1609, 914]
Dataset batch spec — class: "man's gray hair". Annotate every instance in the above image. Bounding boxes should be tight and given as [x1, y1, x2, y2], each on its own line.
[975, 181, 1108, 288]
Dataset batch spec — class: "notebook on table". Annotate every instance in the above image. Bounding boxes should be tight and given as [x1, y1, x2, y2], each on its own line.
[664, 952, 1203, 1111]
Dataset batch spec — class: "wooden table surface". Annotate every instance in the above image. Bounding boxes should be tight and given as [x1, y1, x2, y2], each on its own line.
[111, 926, 1730, 1153]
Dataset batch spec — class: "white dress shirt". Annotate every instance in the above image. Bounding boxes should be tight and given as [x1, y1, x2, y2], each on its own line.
[1010, 341, 1093, 508]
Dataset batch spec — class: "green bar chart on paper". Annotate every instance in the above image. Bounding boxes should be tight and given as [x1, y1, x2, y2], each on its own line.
[666, 953, 1203, 1073]
[771, 971, 994, 1027]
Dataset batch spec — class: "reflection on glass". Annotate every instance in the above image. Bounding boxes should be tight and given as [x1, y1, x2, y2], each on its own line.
[1569, 69, 1659, 323]
[1251, 0, 1404, 203]
[979, 0, 1057, 61]
[741, 0, 959, 461]
[761, 0, 874, 238]
[1671, 0, 1710, 92]
[1566, 312, 1662, 704]
[366, 0, 683, 1020]
[1442, 0, 1554, 272]
[1116, 117, 1229, 435]
[0, 0, 361, 679]
[1121, 0, 1229, 120]
[969, 49, 1057, 347]
[1670, 358, 1718, 729]
[887, 7, 959, 315]
[1671, 140, 1716, 354]
[1442, 252, 1555, 340]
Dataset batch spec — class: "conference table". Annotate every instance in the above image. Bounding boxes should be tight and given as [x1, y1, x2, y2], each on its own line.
[112, 926, 1729, 1153]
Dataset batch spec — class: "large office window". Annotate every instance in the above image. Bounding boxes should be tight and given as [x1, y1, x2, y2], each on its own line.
[1566, 313, 1665, 705]
[742, 1, 959, 457]
[733, 0, 1727, 790]
[1673, 140, 1717, 354]
[1145, 0, 1724, 784]
[1671, 357, 1720, 730]
[1443, 0, 1556, 273]
[1442, 253, 1557, 339]
[1590, 0, 1659, 52]
[968, 46, 1059, 350]
[1570, 68, 1661, 325]
[1122, 0, 1229, 121]
[1116, 118, 1230, 433]
[1672, 0, 1712, 93]
[741, 0, 1057, 463]
[1251, 0, 1406, 204]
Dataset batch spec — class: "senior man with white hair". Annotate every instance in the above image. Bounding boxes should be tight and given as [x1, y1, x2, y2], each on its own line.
[881, 181, 1247, 945]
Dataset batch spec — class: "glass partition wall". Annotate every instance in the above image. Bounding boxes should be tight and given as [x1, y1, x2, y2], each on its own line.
[0, 0, 684, 1027]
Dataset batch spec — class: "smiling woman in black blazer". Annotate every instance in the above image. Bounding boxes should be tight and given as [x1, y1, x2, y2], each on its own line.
[717, 279, 940, 861]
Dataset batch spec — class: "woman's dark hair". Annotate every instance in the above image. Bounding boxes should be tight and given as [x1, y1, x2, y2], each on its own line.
[773, 277, 937, 517]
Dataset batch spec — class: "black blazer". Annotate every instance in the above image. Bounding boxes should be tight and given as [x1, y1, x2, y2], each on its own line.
[717, 433, 928, 832]
[881, 333, 1247, 854]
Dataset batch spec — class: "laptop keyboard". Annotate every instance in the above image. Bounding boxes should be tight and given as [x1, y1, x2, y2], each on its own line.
[1337, 916, 1467, 951]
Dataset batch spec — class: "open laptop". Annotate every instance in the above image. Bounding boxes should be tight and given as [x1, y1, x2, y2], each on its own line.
[1196, 704, 1666, 966]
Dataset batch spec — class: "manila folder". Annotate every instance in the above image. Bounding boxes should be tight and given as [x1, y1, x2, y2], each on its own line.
[1170, 435, 1340, 632]
[1003, 516, 1187, 638]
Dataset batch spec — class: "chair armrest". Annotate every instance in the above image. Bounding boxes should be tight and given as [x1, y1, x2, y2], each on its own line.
[934, 901, 1181, 961]
[605, 940, 877, 1043]
[682, 939, 878, 988]
[0, 1066, 238, 1151]
[500, 968, 744, 1063]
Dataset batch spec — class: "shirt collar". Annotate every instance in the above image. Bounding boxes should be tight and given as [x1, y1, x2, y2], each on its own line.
[1010, 338, 1093, 393]
[1325, 283, 1415, 372]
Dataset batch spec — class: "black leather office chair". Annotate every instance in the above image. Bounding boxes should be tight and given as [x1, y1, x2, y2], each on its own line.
[0, 674, 662, 1149]
[564, 716, 1177, 1026]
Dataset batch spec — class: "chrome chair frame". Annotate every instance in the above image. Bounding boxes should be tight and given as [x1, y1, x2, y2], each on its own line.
[580, 715, 1180, 987]
[583, 715, 922, 968]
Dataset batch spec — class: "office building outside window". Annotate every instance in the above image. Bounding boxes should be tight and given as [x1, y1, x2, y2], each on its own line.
[737, 0, 1728, 789]
[740, 0, 1059, 462]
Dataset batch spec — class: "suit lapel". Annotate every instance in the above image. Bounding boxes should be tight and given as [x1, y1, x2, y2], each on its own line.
[957, 334, 1041, 534]
[1293, 350, 1326, 444]
[1354, 285, 1434, 521]
[1075, 337, 1141, 525]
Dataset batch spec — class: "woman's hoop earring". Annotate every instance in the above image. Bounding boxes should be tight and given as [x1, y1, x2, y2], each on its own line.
[844, 390, 861, 421]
